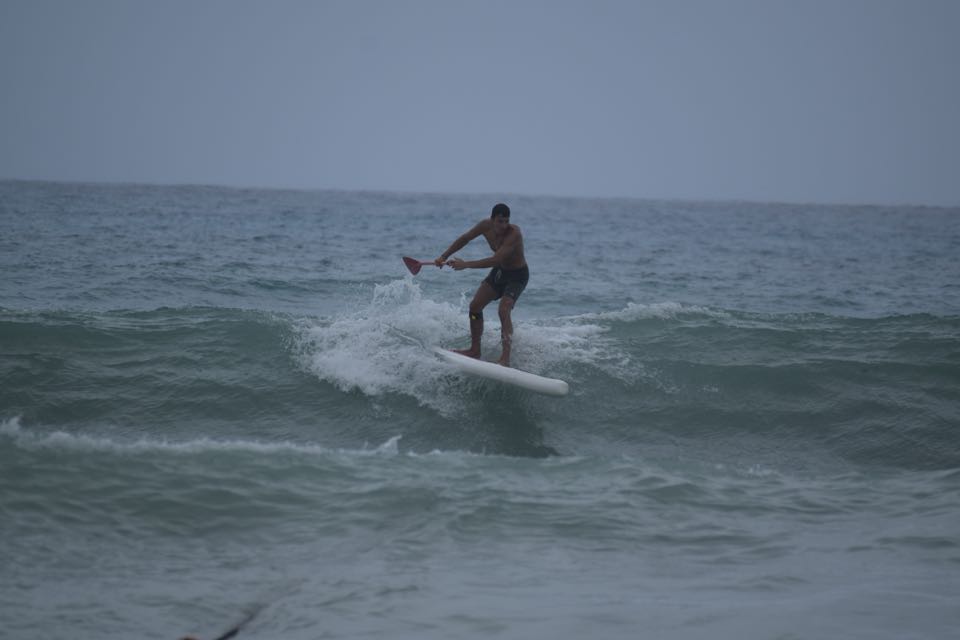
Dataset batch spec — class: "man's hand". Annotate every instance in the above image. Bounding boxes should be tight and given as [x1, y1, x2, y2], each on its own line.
[449, 257, 468, 271]
[434, 256, 446, 268]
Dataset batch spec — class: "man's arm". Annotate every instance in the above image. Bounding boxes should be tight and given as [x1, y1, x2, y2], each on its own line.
[450, 229, 518, 270]
[435, 220, 488, 266]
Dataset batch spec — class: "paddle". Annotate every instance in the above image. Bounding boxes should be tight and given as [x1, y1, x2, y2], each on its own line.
[402, 256, 439, 275]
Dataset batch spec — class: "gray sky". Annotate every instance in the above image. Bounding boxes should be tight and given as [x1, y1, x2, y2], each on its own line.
[2, 0, 958, 205]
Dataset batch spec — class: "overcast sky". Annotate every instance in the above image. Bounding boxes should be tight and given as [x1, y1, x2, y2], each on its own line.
[1, 0, 958, 205]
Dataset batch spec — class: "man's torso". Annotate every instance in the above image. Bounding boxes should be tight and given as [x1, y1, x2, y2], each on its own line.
[483, 223, 526, 270]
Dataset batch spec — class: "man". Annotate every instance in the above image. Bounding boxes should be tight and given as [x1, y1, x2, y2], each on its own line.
[435, 203, 528, 367]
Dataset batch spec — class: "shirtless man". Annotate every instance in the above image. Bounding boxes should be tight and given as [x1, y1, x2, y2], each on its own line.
[435, 203, 528, 367]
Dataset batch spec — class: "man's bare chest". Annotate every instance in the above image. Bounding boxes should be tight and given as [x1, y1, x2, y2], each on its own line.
[484, 229, 513, 252]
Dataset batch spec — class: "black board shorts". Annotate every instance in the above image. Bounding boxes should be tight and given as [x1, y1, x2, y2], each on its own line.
[483, 265, 529, 301]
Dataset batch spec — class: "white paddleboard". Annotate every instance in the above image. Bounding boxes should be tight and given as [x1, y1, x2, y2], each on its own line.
[434, 347, 569, 396]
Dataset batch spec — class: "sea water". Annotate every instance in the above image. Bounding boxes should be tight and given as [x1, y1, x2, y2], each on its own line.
[1, 180, 958, 639]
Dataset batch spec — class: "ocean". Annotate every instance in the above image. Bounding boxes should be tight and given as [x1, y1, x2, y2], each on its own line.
[1, 180, 958, 639]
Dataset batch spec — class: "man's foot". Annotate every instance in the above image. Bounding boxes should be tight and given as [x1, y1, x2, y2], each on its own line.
[452, 348, 480, 359]
[496, 357, 510, 367]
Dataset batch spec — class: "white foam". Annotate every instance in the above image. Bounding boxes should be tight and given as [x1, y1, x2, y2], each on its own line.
[564, 301, 730, 323]
[0, 415, 22, 436]
[1, 414, 402, 458]
[293, 278, 469, 413]
[292, 280, 667, 407]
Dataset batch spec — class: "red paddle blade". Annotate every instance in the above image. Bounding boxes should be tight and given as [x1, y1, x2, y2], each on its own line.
[403, 256, 424, 275]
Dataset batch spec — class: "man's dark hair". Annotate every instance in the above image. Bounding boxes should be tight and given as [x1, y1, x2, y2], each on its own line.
[491, 203, 510, 219]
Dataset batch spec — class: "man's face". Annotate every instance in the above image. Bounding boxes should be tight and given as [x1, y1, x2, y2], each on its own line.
[493, 214, 510, 234]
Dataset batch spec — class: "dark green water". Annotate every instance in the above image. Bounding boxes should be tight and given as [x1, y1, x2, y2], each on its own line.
[2, 181, 958, 639]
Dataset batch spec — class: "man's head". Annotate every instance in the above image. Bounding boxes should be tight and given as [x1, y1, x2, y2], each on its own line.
[490, 203, 510, 220]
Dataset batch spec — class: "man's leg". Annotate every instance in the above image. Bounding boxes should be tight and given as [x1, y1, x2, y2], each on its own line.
[497, 295, 516, 366]
[454, 282, 498, 358]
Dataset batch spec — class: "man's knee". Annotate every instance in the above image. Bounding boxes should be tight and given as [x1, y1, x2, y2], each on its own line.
[469, 299, 487, 315]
